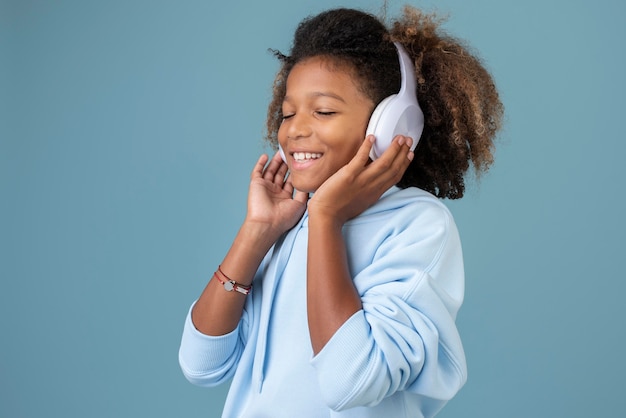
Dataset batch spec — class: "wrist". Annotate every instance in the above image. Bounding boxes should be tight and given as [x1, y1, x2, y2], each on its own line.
[238, 220, 281, 253]
[307, 206, 345, 231]
[214, 266, 252, 295]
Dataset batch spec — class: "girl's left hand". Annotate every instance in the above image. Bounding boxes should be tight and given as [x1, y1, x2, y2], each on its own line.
[308, 135, 414, 225]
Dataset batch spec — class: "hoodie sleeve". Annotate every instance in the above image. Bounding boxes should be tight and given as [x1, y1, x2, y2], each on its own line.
[178, 302, 245, 387]
[310, 198, 467, 413]
[178, 254, 266, 387]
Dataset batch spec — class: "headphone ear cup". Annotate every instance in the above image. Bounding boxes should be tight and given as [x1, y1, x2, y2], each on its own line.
[366, 94, 423, 160]
[366, 95, 396, 160]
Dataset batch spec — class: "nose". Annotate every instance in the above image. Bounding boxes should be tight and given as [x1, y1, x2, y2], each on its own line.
[284, 113, 312, 140]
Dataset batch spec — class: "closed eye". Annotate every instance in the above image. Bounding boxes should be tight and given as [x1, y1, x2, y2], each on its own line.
[316, 111, 336, 117]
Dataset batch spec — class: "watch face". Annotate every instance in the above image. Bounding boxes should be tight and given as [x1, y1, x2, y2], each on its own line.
[224, 281, 235, 292]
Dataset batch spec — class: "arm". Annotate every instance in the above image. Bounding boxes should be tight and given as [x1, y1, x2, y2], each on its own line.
[191, 152, 308, 335]
[180, 152, 308, 386]
[307, 135, 413, 354]
[311, 195, 467, 412]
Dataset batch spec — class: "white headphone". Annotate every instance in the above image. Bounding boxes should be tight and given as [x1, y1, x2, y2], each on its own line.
[278, 42, 423, 162]
[366, 42, 423, 160]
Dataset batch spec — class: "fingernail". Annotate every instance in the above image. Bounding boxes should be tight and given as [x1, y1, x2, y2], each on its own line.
[408, 151, 414, 161]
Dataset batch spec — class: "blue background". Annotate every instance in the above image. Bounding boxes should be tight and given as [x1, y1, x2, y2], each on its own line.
[2, 0, 625, 417]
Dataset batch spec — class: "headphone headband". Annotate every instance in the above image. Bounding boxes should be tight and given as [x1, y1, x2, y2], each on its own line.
[395, 42, 417, 96]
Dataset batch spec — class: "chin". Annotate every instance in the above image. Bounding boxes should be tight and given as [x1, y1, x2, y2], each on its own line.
[291, 178, 321, 194]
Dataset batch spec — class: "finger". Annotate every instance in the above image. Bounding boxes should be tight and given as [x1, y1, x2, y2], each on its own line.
[274, 159, 289, 185]
[251, 154, 270, 180]
[347, 135, 376, 170]
[263, 152, 284, 181]
[283, 178, 294, 195]
[271, 150, 285, 164]
[387, 134, 412, 155]
[293, 188, 309, 205]
[380, 136, 413, 163]
[366, 136, 413, 186]
[388, 135, 413, 161]
[384, 136, 414, 181]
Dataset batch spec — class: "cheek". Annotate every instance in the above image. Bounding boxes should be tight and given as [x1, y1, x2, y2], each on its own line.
[345, 139, 364, 162]
[326, 138, 364, 172]
[340, 128, 368, 156]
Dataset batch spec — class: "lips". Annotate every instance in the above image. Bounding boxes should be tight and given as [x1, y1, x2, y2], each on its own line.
[292, 152, 322, 163]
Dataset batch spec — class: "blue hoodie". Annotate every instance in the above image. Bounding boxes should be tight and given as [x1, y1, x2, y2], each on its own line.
[179, 186, 467, 417]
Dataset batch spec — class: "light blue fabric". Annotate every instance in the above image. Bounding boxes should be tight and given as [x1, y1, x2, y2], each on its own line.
[179, 186, 467, 417]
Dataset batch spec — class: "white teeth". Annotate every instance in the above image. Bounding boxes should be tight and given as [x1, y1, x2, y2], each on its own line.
[293, 152, 322, 162]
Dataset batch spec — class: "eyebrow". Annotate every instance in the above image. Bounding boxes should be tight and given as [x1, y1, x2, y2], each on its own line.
[283, 91, 347, 104]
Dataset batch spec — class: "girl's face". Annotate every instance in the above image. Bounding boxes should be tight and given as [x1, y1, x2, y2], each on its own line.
[278, 56, 375, 193]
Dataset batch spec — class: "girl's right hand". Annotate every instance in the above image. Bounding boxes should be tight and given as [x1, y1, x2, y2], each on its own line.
[245, 152, 308, 240]
[191, 152, 307, 337]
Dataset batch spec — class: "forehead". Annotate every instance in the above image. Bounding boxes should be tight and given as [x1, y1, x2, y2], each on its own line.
[283, 56, 369, 102]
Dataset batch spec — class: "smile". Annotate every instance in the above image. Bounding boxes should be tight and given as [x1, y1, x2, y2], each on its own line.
[292, 152, 322, 163]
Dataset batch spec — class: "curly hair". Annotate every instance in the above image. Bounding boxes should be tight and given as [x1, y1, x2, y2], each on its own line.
[265, 6, 503, 199]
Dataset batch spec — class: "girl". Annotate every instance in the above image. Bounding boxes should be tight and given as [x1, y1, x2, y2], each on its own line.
[179, 6, 503, 418]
